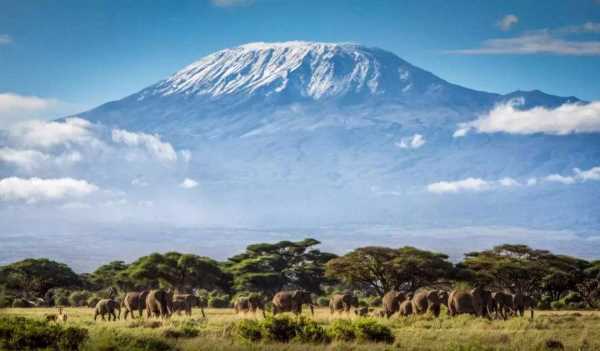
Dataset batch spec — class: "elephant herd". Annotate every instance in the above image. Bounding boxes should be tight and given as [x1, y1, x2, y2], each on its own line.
[93, 289, 205, 321]
[378, 288, 534, 320]
[91, 287, 535, 322]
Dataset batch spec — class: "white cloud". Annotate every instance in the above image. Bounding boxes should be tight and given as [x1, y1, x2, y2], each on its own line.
[499, 177, 521, 187]
[575, 166, 600, 181]
[0, 93, 80, 127]
[0, 34, 11, 45]
[544, 174, 576, 185]
[527, 178, 538, 186]
[9, 117, 95, 147]
[428, 176, 522, 194]
[111, 129, 177, 162]
[395, 134, 426, 149]
[180, 178, 198, 189]
[497, 14, 518, 31]
[211, 0, 253, 7]
[455, 101, 600, 137]
[0, 147, 49, 171]
[0, 177, 98, 203]
[449, 32, 600, 56]
[427, 178, 492, 194]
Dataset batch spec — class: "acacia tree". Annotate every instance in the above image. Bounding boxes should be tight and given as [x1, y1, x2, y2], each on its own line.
[575, 261, 600, 308]
[0, 258, 81, 297]
[89, 261, 135, 291]
[227, 238, 336, 296]
[325, 246, 454, 296]
[126, 252, 230, 292]
[460, 244, 583, 298]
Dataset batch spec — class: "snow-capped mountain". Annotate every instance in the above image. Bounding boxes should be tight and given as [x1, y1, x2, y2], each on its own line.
[23, 41, 594, 268]
[80, 41, 577, 134]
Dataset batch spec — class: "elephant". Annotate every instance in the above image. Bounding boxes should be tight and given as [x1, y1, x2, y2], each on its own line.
[145, 289, 173, 319]
[513, 293, 535, 319]
[447, 287, 493, 318]
[491, 292, 514, 320]
[121, 291, 149, 320]
[272, 290, 314, 316]
[412, 290, 445, 317]
[234, 295, 265, 317]
[172, 293, 204, 317]
[94, 299, 121, 321]
[329, 293, 359, 314]
[382, 290, 407, 318]
[399, 299, 413, 316]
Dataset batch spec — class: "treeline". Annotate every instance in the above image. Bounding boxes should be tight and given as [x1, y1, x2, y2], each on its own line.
[1, 239, 599, 310]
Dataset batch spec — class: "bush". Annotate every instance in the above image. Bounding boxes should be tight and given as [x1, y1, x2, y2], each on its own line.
[562, 292, 583, 305]
[0, 315, 88, 351]
[235, 316, 328, 344]
[208, 294, 230, 308]
[353, 318, 394, 344]
[261, 315, 297, 343]
[328, 319, 356, 342]
[54, 294, 71, 307]
[0, 295, 12, 308]
[69, 291, 92, 307]
[293, 317, 329, 343]
[551, 300, 566, 310]
[89, 329, 175, 351]
[236, 319, 262, 342]
[316, 296, 329, 307]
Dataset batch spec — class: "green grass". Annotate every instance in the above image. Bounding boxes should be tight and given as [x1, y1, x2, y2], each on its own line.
[1, 307, 599, 350]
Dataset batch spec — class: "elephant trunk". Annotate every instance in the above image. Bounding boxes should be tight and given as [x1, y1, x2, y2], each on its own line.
[309, 304, 314, 316]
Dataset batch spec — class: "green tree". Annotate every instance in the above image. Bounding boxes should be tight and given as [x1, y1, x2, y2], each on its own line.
[575, 260, 600, 308]
[0, 258, 81, 297]
[460, 244, 583, 297]
[326, 246, 453, 296]
[227, 238, 336, 295]
[125, 252, 230, 292]
[89, 261, 136, 291]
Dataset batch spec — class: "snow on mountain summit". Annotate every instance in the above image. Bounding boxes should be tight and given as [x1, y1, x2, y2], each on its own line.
[147, 41, 444, 100]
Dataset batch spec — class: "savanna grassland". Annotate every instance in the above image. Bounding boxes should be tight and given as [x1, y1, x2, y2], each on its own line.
[2, 307, 599, 351]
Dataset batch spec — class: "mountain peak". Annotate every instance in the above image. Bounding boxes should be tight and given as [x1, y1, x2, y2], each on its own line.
[143, 41, 439, 101]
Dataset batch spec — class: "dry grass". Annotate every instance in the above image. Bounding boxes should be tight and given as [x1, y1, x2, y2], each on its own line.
[1, 307, 599, 350]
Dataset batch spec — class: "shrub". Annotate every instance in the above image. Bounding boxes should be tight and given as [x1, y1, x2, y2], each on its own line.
[327, 319, 356, 342]
[208, 294, 230, 308]
[0, 315, 88, 351]
[316, 296, 329, 307]
[261, 315, 297, 343]
[0, 295, 12, 308]
[236, 319, 262, 342]
[353, 318, 394, 344]
[551, 300, 565, 310]
[55, 295, 71, 307]
[90, 329, 175, 351]
[69, 291, 92, 307]
[293, 317, 329, 343]
[562, 292, 583, 305]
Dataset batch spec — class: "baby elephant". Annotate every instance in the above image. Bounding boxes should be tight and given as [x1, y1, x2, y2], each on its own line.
[94, 298, 121, 321]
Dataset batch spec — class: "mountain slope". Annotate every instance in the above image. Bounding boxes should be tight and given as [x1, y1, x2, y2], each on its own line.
[74, 41, 597, 235]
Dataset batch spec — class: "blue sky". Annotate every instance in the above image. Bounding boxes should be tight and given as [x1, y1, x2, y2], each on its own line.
[1, 0, 599, 122]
